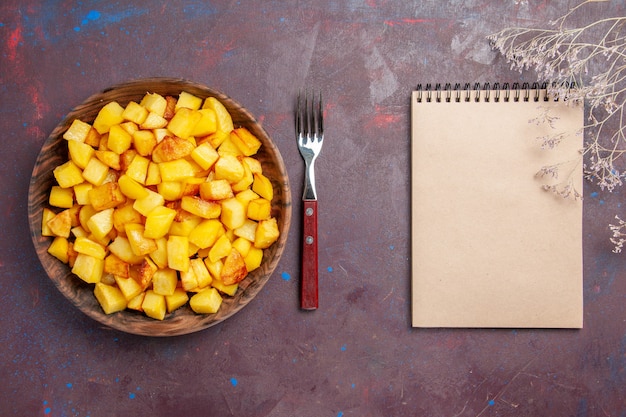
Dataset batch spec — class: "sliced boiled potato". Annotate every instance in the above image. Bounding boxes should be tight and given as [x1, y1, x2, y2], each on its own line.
[43, 90, 281, 320]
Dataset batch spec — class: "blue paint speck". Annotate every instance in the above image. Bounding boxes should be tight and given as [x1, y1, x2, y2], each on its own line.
[230, 377, 238, 387]
[327, 266, 333, 272]
[488, 399, 495, 406]
[590, 192, 599, 198]
[340, 344, 347, 351]
[44, 407, 51, 414]
[81, 10, 102, 25]
[337, 412, 344, 417]
[389, 245, 395, 250]
[281, 272, 291, 281]
[73, 9, 146, 35]
[183, 4, 218, 16]
[66, 382, 72, 388]
[129, 392, 136, 399]
[86, 10, 102, 21]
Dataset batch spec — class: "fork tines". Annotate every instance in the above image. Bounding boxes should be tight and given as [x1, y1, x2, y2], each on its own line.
[297, 90, 323, 139]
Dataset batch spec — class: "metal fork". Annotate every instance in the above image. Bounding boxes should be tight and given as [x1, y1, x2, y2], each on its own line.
[296, 91, 324, 310]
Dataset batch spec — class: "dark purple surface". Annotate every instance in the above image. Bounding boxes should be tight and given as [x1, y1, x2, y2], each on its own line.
[1, 1, 625, 416]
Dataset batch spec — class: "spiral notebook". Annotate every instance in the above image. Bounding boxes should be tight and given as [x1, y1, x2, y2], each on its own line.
[411, 83, 584, 328]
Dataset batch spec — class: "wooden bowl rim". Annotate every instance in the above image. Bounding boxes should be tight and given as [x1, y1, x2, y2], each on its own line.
[28, 77, 292, 336]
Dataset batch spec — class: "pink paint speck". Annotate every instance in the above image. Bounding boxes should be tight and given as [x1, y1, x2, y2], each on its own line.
[371, 113, 401, 128]
[26, 125, 45, 140]
[384, 18, 438, 27]
[367, 105, 402, 128]
[7, 23, 23, 61]
[27, 84, 50, 121]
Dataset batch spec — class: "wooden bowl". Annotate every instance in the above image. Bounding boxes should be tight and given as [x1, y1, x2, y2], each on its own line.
[28, 78, 291, 336]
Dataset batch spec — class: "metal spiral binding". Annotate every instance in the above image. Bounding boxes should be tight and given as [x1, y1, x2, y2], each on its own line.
[415, 82, 571, 103]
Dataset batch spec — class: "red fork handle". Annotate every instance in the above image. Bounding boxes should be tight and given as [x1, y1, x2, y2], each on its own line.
[301, 200, 318, 310]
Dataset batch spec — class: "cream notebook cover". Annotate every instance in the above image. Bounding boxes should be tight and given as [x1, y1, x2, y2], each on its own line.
[411, 84, 584, 328]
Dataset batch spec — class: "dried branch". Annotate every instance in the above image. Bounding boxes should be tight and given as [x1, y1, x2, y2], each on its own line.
[488, 0, 626, 192]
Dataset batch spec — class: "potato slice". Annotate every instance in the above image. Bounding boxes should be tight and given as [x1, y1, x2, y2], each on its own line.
[221, 249, 247, 285]
[189, 288, 222, 314]
[152, 135, 195, 163]
[142, 290, 166, 320]
[203, 97, 233, 133]
[166, 289, 189, 313]
[94, 282, 127, 314]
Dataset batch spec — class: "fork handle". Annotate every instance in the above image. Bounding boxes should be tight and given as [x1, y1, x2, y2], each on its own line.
[301, 200, 319, 310]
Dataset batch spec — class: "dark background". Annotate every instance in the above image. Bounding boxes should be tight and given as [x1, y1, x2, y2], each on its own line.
[1, 1, 625, 416]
